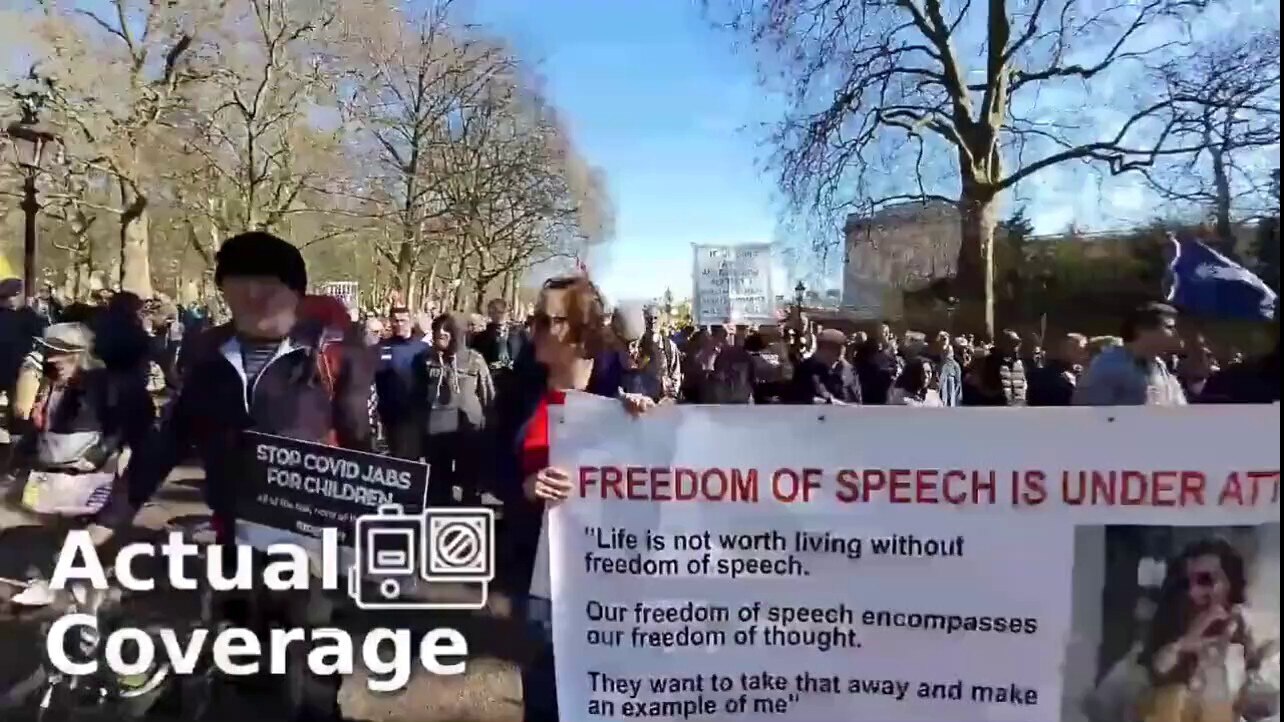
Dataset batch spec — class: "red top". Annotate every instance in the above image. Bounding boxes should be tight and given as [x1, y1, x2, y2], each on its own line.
[521, 390, 566, 478]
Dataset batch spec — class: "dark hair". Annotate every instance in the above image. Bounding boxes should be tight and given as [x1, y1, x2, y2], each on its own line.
[535, 275, 616, 358]
[430, 313, 465, 354]
[895, 356, 933, 395]
[1122, 302, 1178, 342]
[107, 291, 144, 317]
[1139, 537, 1247, 684]
[59, 302, 99, 325]
[389, 306, 410, 316]
[743, 332, 766, 353]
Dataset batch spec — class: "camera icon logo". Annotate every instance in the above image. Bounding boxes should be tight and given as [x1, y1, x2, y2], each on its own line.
[347, 504, 495, 611]
[426, 511, 493, 581]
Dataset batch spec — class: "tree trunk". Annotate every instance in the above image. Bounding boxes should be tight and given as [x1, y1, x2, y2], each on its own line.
[392, 234, 419, 297]
[65, 211, 92, 301]
[74, 255, 90, 300]
[105, 257, 120, 290]
[204, 201, 225, 269]
[501, 270, 514, 308]
[404, 270, 418, 310]
[416, 278, 429, 313]
[422, 251, 441, 312]
[450, 279, 464, 312]
[446, 255, 466, 311]
[119, 194, 154, 298]
[1210, 144, 1235, 258]
[508, 268, 523, 313]
[82, 237, 95, 300]
[956, 180, 999, 339]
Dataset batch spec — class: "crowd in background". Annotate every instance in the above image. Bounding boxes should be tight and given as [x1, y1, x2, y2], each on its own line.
[2, 271, 1281, 508]
[0, 227, 1279, 722]
[350, 293, 1280, 429]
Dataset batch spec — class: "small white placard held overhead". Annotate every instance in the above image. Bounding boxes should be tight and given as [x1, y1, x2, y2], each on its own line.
[692, 244, 776, 325]
[320, 280, 359, 310]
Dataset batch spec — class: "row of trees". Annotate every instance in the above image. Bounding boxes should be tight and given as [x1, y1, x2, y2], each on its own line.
[896, 200, 1279, 336]
[987, 188, 1281, 330]
[1, 0, 611, 310]
[711, 0, 1280, 335]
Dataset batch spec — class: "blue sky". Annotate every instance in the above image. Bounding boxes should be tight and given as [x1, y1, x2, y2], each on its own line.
[4, 0, 781, 302]
[466, 0, 1280, 303]
[464, 0, 784, 303]
[6, 0, 1278, 302]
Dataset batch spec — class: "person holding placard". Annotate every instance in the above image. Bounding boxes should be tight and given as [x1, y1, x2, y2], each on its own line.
[54, 232, 377, 719]
[491, 274, 656, 722]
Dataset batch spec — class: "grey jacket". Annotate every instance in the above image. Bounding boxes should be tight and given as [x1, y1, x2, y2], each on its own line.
[415, 347, 495, 432]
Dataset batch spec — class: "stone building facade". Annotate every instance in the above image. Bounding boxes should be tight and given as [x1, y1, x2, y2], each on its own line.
[842, 200, 961, 321]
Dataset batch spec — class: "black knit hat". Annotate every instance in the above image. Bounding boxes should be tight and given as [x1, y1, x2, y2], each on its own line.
[214, 232, 307, 294]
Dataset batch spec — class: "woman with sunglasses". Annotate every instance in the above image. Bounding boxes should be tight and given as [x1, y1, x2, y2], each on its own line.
[493, 275, 654, 722]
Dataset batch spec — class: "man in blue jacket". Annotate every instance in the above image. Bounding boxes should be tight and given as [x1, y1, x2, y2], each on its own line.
[376, 305, 429, 459]
[374, 303, 428, 454]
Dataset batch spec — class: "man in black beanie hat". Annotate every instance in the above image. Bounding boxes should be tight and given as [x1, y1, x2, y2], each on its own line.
[213, 230, 309, 341]
[63, 231, 379, 720]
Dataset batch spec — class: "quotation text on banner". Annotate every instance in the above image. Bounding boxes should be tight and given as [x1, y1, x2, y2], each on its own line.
[547, 397, 1280, 722]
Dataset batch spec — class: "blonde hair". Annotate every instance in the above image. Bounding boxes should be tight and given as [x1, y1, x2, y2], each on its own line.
[79, 351, 105, 371]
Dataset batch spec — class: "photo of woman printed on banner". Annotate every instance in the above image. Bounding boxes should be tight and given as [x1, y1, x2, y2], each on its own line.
[1069, 524, 1280, 722]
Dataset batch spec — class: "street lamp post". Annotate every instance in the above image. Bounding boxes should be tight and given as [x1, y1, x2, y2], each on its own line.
[794, 281, 806, 309]
[3, 96, 58, 301]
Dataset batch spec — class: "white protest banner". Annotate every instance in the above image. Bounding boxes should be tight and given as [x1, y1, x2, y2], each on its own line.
[692, 244, 775, 326]
[548, 395, 1280, 722]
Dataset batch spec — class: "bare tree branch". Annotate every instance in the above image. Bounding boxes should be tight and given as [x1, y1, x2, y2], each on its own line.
[1139, 30, 1281, 247]
[708, 0, 1222, 333]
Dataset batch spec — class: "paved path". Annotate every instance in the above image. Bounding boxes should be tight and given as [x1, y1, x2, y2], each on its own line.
[0, 468, 528, 722]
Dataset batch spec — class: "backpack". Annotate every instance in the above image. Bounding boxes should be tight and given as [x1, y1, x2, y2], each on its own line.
[313, 337, 343, 400]
[312, 333, 347, 447]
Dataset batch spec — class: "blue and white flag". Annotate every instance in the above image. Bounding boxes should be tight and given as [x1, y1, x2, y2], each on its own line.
[1165, 234, 1277, 320]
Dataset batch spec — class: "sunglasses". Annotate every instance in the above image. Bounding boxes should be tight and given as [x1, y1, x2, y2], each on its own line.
[1188, 571, 1219, 589]
[531, 312, 569, 330]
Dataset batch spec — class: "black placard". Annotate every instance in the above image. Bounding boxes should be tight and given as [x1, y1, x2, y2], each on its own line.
[238, 431, 429, 547]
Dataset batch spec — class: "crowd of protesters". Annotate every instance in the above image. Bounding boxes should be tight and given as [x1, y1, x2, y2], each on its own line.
[3, 265, 1281, 502]
[351, 294, 1280, 429]
[0, 231, 1279, 722]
